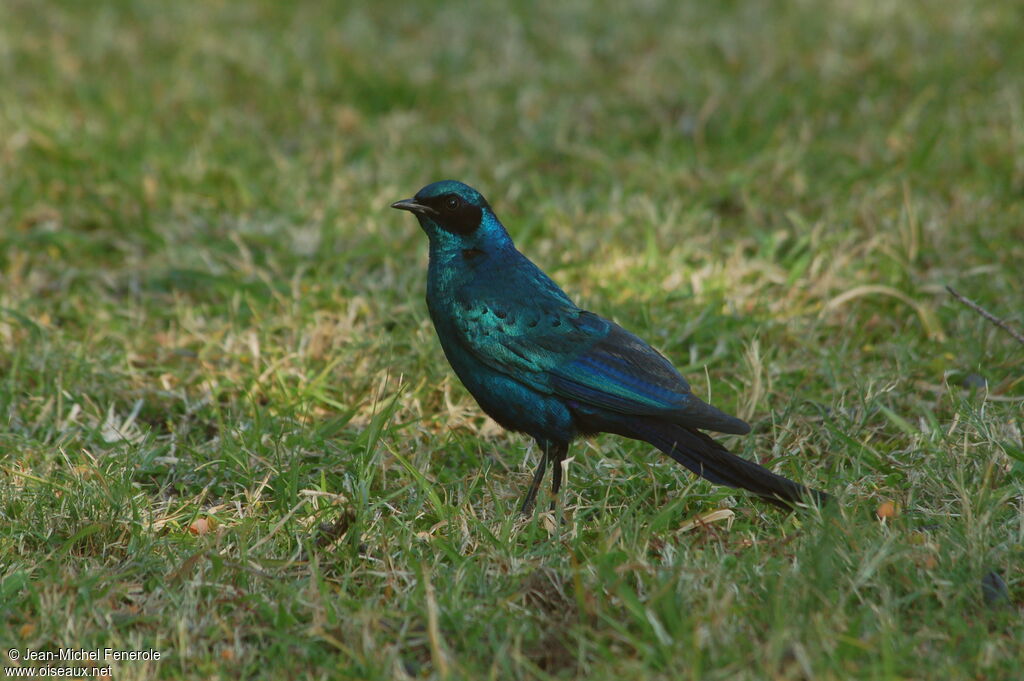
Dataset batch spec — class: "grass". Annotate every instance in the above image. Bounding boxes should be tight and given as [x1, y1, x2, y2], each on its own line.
[1, 0, 1023, 678]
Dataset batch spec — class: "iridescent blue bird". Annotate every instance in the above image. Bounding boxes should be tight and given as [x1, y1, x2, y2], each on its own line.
[392, 181, 827, 513]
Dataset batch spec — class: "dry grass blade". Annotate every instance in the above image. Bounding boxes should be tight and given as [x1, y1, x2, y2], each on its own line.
[677, 508, 735, 533]
[423, 565, 450, 680]
[822, 285, 945, 340]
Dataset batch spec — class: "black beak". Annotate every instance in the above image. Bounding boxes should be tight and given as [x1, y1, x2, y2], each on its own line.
[391, 199, 438, 217]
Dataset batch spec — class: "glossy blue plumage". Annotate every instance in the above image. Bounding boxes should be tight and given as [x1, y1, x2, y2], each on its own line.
[393, 180, 827, 512]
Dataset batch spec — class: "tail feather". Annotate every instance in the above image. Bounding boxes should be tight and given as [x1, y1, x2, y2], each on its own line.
[627, 418, 828, 509]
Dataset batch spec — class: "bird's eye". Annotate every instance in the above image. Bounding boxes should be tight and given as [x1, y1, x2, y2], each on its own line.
[444, 196, 461, 211]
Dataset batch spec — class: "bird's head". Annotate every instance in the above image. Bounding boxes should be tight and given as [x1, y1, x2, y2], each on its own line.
[392, 180, 509, 252]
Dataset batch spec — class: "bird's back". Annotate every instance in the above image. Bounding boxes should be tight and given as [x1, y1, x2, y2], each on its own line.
[426, 242, 575, 335]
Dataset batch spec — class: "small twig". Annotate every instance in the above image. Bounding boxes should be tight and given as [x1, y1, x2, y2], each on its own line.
[946, 286, 1024, 347]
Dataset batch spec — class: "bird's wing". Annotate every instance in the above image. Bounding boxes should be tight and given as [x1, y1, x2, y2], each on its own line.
[547, 315, 751, 434]
[450, 295, 597, 390]
[452, 293, 750, 435]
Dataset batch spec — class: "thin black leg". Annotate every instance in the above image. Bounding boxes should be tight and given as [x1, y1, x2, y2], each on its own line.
[519, 445, 549, 515]
[549, 443, 567, 511]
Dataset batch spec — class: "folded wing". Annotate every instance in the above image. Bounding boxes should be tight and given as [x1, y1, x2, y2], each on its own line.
[453, 297, 750, 435]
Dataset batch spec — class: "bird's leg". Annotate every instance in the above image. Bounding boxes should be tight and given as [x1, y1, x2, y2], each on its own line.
[519, 444, 549, 515]
[548, 443, 567, 511]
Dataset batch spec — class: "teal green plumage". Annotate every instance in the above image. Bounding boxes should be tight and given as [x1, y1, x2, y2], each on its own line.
[393, 180, 827, 512]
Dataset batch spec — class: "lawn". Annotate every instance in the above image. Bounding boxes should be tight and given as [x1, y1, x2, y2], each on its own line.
[1, 1, 1022, 679]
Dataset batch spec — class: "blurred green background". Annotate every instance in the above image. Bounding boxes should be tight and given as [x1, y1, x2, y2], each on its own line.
[1, 1, 1022, 679]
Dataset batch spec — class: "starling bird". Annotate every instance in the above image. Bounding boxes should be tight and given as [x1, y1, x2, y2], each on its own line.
[393, 180, 827, 513]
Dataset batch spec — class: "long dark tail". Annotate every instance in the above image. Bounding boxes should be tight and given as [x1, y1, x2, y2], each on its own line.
[625, 418, 829, 509]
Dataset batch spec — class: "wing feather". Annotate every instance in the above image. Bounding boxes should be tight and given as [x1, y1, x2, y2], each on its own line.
[451, 287, 750, 434]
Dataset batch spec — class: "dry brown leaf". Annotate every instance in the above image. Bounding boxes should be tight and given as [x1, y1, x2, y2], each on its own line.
[189, 516, 218, 536]
[875, 501, 897, 520]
